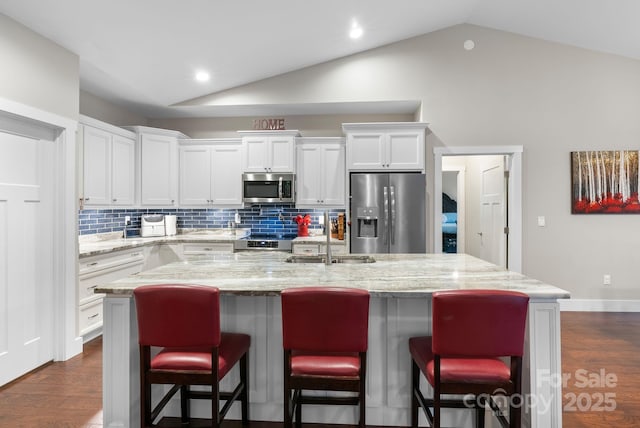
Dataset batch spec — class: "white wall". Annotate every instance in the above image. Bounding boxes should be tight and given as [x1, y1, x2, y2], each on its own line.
[179, 24, 640, 300]
[442, 171, 458, 201]
[0, 13, 79, 120]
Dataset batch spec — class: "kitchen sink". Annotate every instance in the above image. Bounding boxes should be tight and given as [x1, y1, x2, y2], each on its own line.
[285, 255, 376, 264]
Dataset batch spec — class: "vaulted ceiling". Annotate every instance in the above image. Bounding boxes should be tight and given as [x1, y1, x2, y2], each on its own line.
[1, 0, 637, 118]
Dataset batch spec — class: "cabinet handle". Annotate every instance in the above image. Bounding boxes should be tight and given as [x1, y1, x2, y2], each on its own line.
[171, 199, 175, 203]
[87, 262, 98, 267]
[112, 198, 117, 202]
[131, 253, 141, 257]
[88, 313, 100, 320]
[203, 248, 212, 251]
[85, 197, 90, 201]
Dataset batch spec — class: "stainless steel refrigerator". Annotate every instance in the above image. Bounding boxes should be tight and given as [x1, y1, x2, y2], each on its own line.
[350, 173, 426, 254]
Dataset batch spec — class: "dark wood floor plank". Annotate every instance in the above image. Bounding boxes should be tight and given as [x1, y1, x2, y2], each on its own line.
[1, 312, 639, 427]
[561, 312, 640, 428]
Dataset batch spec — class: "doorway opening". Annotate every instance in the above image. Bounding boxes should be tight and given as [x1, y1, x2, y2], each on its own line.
[434, 146, 523, 273]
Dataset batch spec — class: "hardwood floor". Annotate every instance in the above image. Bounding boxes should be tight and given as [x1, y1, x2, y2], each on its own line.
[0, 312, 638, 427]
[0, 338, 103, 427]
[560, 312, 640, 427]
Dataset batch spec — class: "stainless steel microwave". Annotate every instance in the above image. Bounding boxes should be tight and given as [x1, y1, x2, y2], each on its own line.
[242, 173, 295, 204]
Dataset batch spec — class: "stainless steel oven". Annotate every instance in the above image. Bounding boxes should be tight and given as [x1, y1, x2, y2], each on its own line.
[243, 173, 295, 204]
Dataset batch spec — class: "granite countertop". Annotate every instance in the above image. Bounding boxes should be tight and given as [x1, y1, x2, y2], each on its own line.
[96, 252, 570, 299]
[79, 228, 251, 257]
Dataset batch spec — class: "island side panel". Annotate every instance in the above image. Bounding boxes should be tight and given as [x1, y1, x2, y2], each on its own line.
[524, 300, 563, 428]
[103, 295, 139, 428]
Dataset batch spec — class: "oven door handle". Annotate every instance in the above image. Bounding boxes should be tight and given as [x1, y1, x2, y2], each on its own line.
[278, 176, 283, 200]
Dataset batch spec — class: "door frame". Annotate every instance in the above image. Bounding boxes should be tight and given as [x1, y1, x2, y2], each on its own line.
[434, 146, 523, 273]
[441, 166, 466, 254]
[0, 96, 82, 363]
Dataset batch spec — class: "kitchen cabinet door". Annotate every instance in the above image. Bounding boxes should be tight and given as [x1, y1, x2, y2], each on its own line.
[179, 146, 211, 206]
[140, 133, 178, 206]
[110, 134, 135, 205]
[321, 143, 346, 206]
[243, 136, 269, 173]
[346, 132, 386, 170]
[295, 138, 345, 208]
[210, 142, 243, 205]
[83, 126, 111, 205]
[386, 130, 424, 170]
[296, 144, 322, 205]
[269, 136, 294, 172]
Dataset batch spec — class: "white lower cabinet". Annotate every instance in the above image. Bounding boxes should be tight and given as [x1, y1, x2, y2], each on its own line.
[292, 242, 347, 255]
[78, 248, 144, 340]
[182, 242, 234, 255]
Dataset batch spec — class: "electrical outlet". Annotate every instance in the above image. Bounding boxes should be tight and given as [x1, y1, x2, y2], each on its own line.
[124, 215, 131, 225]
[603, 274, 611, 286]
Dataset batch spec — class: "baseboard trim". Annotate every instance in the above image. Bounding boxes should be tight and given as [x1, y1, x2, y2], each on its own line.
[560, 299, 640, 312]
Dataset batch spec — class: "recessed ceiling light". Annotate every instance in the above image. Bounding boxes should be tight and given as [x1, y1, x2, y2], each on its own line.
[463, 40, 475, 51]
[349, 22, 363, 39]
[195, 70, 210, 82]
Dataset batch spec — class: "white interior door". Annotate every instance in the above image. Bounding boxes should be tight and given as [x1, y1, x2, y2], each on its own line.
[0, 132, 54, 386]
[479, 160, 507, 267]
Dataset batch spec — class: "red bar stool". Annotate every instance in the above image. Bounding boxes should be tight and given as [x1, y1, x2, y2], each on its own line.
[133, 284, 250, 428]
[281, 287, 370, 428]
[409, 289, 529, 428]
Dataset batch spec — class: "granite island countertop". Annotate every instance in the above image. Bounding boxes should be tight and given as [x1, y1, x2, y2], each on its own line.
[96, 252, 570, 299]
[79, 228, 250, 257]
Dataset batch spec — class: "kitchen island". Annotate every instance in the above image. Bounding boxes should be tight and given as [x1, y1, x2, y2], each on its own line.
[98, 252, 569, 428]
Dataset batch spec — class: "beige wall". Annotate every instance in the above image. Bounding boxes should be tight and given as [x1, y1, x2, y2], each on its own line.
[0, 13, 79, 120]
[149, 113, 414, 139]
[80, 90, 148, 126]
[179, 24, 640, 300]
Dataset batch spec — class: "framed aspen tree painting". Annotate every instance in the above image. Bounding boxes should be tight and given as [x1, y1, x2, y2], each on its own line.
[571, 150, 640, 214]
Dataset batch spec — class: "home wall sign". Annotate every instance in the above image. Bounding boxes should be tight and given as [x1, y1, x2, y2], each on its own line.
[571, 150, 640, 213]
[252, 118, 285, 130]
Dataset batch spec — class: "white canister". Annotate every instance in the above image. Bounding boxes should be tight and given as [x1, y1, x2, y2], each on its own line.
[164, 215, 177, 236]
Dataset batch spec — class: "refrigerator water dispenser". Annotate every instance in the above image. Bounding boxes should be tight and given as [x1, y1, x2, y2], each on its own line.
[356, 207, 379, 238]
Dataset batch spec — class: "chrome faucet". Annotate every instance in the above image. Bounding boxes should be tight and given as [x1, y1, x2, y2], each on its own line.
[324, 210, 332, 265]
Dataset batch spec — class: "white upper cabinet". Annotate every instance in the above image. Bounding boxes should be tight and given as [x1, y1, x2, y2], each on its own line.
[295, 137, 345, 208]
[80, 116, 136, 207]
[239, 130, 299, 173]
[110, 134, 136, 205]
[343, 122, 428, 171]
[179, 139, 243, 207]
[126, 126, 189, 207]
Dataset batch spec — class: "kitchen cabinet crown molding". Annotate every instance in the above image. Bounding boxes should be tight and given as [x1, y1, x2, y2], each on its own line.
[124, 125, 189, 139]
[237, 129, 300, 136]
[342, 122, 429, 132]
[295, 136, 344, 144]
[79, 114, 136, 139]
[179, 137, 242, 145]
